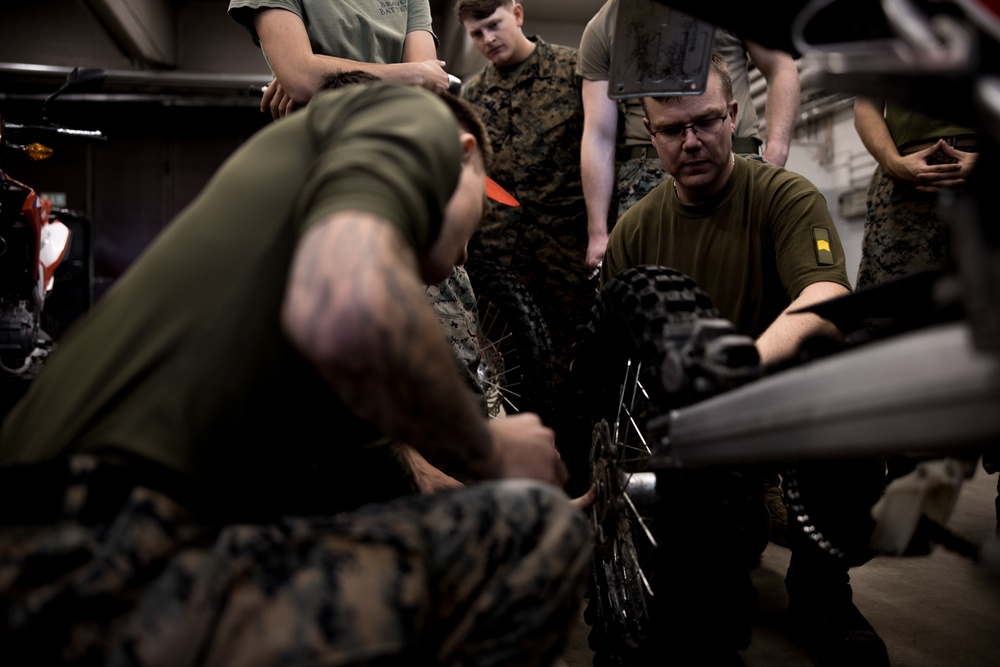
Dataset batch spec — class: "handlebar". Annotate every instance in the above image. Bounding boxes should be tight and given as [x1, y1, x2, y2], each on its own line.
[2, 122, 107, 145]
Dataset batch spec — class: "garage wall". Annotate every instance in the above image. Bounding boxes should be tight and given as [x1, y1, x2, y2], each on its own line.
[0, 1, 603, 304]
[785, 105, 876, 288]
[0, 0, 872, 328]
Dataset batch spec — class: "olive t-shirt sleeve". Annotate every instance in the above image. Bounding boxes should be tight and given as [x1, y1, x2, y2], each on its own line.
[768, 175, 851, 300]
[294, 83, 462, 253]
[577, 3, 613, 80]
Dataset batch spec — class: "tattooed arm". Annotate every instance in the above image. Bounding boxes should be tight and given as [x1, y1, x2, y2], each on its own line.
[281, 210, 568, 485]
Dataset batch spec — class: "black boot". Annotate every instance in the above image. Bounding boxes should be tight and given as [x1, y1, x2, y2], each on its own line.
[644, 467, 761, 665]
[785, 552, 889, 666]
[782, 458, 888, 665]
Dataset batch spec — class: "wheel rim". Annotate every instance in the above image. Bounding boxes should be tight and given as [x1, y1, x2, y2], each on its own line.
[590, 356, 659, 651]
[476, 296, 528, 417]
[465, 259, 554, 421]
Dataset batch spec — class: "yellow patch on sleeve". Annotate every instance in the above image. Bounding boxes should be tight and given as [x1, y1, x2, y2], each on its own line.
[812, 227, 835, 266]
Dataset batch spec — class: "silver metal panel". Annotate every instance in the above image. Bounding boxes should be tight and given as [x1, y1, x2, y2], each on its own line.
[608, 0, 715, 99]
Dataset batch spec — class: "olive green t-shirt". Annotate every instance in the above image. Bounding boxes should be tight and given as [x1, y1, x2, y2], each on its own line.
[0, 82, 461, 519]
[602, 155, 850, 337]
[884, 101, 981, 150]
[228, 0, 436, 67]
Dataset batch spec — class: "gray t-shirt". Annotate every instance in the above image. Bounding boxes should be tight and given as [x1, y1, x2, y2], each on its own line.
[228, 0, 436, 67]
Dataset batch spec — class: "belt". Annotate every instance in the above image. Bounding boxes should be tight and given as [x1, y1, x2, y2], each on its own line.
[898, 135, 980, 156]
[732, 137, 763, 155]
[0, 456, 135, 525]
[620, 144, 658, 160]
[619, 136, 762, 160]
[0, 454, 200, 525]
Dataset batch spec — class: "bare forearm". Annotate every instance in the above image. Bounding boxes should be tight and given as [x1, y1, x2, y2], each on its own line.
[283, 213, 494, 470]
[256, 9, 445, 103]
[402, 29, 437, 62]
[756, 282, 849, 365]
[582, 78, 619, 268]
[761, 70, 799, 166]
[854, 96, 897, 167]
[273, 55, 434, 101]
[749, 41, 800, 167]
[582, 139, 615, 241]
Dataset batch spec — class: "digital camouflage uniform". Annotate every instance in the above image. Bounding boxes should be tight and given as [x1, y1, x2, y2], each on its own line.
[0, 455, 590, 667]
[855, 103, 982, 290]
[461, 37, 596, 393]
[855, 163, 951, 289]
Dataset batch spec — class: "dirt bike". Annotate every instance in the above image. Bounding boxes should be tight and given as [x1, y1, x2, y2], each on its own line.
[0, 67, 105, 410]
[572, 1, 1000, 664]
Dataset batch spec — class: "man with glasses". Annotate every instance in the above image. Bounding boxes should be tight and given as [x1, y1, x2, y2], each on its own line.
[578, 0, 800, 271]
[600, 51, 889, 666]
[602, 52, 846, 364]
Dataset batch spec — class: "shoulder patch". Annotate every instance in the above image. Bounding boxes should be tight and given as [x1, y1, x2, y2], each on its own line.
[812, 227, 835, 266]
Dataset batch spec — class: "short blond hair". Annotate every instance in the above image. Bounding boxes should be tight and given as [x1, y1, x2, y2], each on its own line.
[641, 51, 732, 118]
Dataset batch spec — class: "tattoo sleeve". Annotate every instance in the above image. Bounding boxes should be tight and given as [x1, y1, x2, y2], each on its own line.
[282, 211, 494, 472]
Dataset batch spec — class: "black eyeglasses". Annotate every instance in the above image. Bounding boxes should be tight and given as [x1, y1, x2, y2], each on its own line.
[650, 113, 729, 142]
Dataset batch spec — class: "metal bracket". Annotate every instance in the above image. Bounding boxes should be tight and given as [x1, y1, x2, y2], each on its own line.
[608, 0, 715, 99]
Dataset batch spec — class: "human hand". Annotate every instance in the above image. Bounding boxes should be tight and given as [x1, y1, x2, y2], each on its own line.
[762, 143, 789, 168]
[913, 140, 978, 193]
[474, 413, 568, 487]
[261, 79, 299, 120]
[888, 139, 971, 192]
[585, 235, 607, 272]
[401, 60, 450, 93]
[571, 482, 598, 511]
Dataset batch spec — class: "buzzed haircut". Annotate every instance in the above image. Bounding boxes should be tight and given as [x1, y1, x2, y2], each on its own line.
[318, 69, 492, 169]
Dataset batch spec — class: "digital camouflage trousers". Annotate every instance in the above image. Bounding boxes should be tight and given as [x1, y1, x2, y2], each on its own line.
[0, 455, 591, 667]
[856, 164, 951, 290]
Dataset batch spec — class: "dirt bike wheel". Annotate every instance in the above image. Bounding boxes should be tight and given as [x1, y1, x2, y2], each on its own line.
[571, 265, 722, 667]
[464, 259, 555, 420]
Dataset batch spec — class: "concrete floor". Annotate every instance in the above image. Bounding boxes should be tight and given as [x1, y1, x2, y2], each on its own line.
[556, 461, 1000, 666]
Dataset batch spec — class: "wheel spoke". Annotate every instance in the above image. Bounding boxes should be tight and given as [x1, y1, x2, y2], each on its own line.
[479, 328, 515, 354]
[623, 486, 658, 550]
